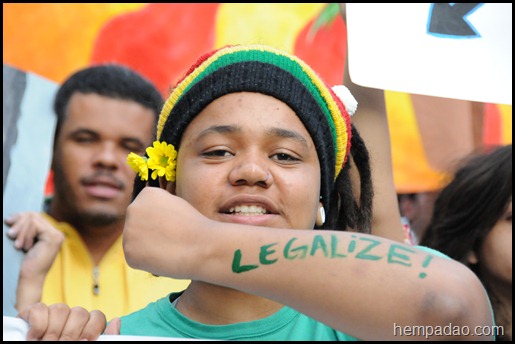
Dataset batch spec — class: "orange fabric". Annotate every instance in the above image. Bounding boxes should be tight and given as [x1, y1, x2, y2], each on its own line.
[385, 91, 448, 193]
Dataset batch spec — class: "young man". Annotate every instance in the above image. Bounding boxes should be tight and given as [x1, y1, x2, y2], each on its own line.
[5, 64, 190, 320]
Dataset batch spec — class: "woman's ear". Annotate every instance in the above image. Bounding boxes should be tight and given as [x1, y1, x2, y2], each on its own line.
[466, 250, 479, 265]
[159, 176, 176, 195]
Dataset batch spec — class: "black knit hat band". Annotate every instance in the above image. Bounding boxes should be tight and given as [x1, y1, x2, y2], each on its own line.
[160, 61, 336, 210]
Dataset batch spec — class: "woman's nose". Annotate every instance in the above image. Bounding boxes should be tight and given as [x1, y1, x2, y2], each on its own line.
[228, 161, 272, 188]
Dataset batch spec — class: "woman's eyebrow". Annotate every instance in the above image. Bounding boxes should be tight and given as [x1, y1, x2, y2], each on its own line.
[196, 125, 242, 140]
[267, 127, 308, 148]
[195, 125, 309, 149]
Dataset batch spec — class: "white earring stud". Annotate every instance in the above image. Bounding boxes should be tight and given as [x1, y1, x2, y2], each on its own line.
[316, 205, 325, 226]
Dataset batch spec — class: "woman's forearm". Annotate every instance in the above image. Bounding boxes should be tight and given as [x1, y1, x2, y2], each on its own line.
[123, 190, 493, 340]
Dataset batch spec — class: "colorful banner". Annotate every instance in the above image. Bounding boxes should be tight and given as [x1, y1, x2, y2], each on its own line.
[3, 3, 512, 196]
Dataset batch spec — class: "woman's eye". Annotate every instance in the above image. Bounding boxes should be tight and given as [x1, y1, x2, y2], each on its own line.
[272, 153, 299, 162]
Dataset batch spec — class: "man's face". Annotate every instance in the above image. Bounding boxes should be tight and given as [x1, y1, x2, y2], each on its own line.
[52, 92, 155, 226]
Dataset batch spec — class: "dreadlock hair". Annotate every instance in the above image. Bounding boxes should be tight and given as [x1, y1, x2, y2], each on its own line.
[323, 124, 373, 233]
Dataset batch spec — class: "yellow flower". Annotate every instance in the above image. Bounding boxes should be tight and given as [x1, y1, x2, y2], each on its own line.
[127, 153, 149, 181]
[146, 141, 177, 182]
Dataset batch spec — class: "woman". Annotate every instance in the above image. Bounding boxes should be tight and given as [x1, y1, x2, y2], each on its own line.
[421, 144, 512, 341]
[19, 44, 494, 341]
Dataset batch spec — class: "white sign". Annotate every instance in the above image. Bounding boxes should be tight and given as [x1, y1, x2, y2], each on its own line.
[3, 65, 57, 317]
[3, 316, 211, 341]
[346, 3, 512, 105]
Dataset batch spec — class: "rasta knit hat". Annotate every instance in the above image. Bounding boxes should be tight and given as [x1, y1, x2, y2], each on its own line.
[155, 44, 354, 211]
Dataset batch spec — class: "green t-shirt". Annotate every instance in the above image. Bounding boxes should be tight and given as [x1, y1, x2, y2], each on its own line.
[118, 292, 358, 341]
[115, 246, 494, 340]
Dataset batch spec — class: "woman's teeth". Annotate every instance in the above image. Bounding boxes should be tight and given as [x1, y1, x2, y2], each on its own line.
[228, 205, 267, 215]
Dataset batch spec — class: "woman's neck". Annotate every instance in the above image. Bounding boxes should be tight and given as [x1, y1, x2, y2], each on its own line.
[488, 283, 512, 341]
[176, 281, 283, 325]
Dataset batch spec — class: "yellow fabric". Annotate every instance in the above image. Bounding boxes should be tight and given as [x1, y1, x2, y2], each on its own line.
[41, 214, 190, 321]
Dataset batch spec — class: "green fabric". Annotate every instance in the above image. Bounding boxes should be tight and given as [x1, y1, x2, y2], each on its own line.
[118, 292, 358, 341]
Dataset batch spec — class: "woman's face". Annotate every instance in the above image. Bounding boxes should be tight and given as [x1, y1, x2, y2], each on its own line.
[173, 92, 321, 230]
[477, 200, 512, 288]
